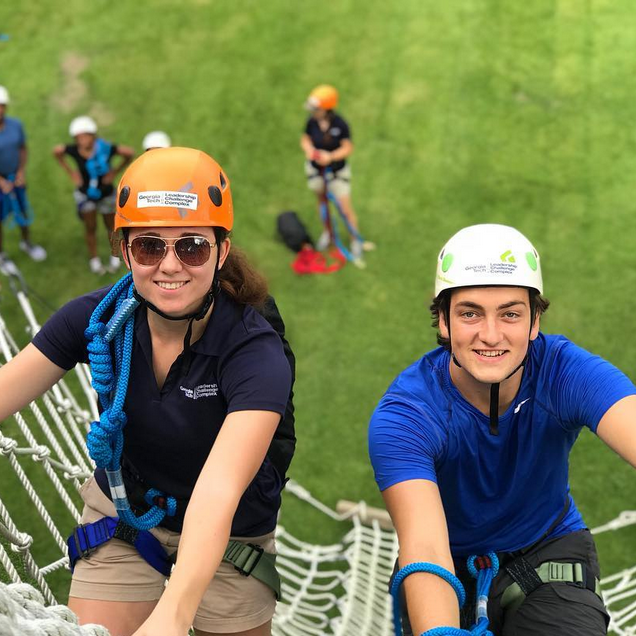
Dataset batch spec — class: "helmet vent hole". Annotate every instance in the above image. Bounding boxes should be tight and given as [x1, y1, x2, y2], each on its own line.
[118, 186, 131, 208]
[208, 186, 223, 207]
[219, 172, 227, 190]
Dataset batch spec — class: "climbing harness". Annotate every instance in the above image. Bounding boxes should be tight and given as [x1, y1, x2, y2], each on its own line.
[224, 540, 282, 600]
[67, 516, 173, 576]
[501, 559, 601, 615]
[85, 138, 112, 200]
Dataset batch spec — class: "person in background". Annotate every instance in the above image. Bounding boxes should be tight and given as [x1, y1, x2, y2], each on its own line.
[53, 116, 134, 274]
[0, 85, 47, 274]
[300, 84, 374, 268]
[142, 130, 171, 152]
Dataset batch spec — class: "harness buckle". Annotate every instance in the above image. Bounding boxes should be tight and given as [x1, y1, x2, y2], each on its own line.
[113, 521, 139, 546]
[72, 524, 96, 560]
[234, 543, 264, 577]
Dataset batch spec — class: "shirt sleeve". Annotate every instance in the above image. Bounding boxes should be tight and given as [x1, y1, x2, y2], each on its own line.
[219, 328, 292, 417]
[368, 389, 446, 492]
[339, 117, 351, 140]
[18, 122, 26, 147]
[545, 339, 636, 433]
[31, 293, 102, 370]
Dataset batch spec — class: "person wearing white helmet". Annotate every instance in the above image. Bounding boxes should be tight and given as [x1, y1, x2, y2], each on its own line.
[142, 130, 171, 151]
[53, 116, 134, 274]
[0, 84, 47, 273]
[369, 224, 636, 636]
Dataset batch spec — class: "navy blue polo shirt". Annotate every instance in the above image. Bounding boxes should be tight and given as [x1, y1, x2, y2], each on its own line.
[32, 286, 292, 536]
[304, 113, 350, 172]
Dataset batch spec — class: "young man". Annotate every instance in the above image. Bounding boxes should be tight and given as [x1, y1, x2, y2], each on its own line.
[0, 85, 47, 274]
[369, 224, 636, 635]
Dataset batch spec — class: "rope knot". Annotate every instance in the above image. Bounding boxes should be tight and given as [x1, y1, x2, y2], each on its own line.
[84, 322, 106, 339]
[467, 552, 499, 579]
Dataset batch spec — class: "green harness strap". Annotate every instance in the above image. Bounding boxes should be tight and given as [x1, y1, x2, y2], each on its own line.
[223, 540, 282, 601]
[500, 561, 602, 614]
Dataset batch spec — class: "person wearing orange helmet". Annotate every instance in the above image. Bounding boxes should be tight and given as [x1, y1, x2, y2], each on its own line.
[0, 147, 295, 636]
[300, 84, 375, 267]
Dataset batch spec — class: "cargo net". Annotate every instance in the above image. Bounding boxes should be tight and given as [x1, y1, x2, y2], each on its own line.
[0, 270, 634, 636]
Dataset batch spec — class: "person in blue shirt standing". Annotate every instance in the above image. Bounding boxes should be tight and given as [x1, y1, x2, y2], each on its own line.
[53, 116, 134, 275]
[0, 85, 47, 274]
[369, 224, 636, 636]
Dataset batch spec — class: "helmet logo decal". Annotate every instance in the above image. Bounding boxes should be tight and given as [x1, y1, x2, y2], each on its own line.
[441, 253, 453, 272]
[500, 250, 516, 263]
[525, 251, 538, 271]
[137, 191, 199, 211]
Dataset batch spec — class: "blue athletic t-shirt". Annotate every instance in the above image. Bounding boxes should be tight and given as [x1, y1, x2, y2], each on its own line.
[32, 286, 292, 536]
[369, 333, 636, 556]
[0, 117, 26, 176]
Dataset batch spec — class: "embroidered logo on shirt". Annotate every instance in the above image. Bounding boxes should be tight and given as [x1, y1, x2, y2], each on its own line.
[329, 127, 341, 136]
[514, 398, 531, 414]
[180, 383, 218, 400]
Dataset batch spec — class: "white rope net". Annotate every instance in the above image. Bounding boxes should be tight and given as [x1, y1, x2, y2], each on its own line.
[0, 271, 634, 636]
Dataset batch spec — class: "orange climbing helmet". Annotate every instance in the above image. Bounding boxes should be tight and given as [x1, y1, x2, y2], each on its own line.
[306, 85, 339, 111]
[115, 147, 233, 231]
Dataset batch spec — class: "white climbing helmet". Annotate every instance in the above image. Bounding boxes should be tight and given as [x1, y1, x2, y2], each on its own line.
[435, 223, 543, 297]
[0, 86, 9, 105]
[69, 115, 98, 137]
[142, 130, 171, 151]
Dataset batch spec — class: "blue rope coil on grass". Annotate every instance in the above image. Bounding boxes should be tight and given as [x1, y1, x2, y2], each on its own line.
[85, 273, 176, 530]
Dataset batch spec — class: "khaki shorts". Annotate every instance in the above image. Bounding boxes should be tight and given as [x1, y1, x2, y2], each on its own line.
[305, 161, 352, 198]
[73, 190, 116, 215]
[70, 477, 277, 633]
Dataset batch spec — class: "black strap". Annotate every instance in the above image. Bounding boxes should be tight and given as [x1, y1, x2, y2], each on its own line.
[489, 383, 500, 436]
[510, 496, 572, 558]
[505, 557, 544, 596]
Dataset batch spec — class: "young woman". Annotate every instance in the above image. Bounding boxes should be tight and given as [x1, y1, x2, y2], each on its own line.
[300, 84, 374, 267]
[53, 116, 134, 274]
[0, 147, 295, 636]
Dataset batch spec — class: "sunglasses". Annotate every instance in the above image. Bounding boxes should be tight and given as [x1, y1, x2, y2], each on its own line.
[128, 235, 215, 267]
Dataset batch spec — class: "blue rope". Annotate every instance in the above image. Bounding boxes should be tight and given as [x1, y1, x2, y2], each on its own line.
[465, 553, 499, 636]
[390, 562, 466, 636]
[84, 273, 177, 530]
[319, 171, 357, 263]
[391, 553, 499, 636]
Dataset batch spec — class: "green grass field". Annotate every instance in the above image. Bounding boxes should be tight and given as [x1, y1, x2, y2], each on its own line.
[1, 0, 635, 601]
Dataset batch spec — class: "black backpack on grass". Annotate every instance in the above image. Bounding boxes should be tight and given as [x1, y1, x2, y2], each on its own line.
[277, 211, 313, 252]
